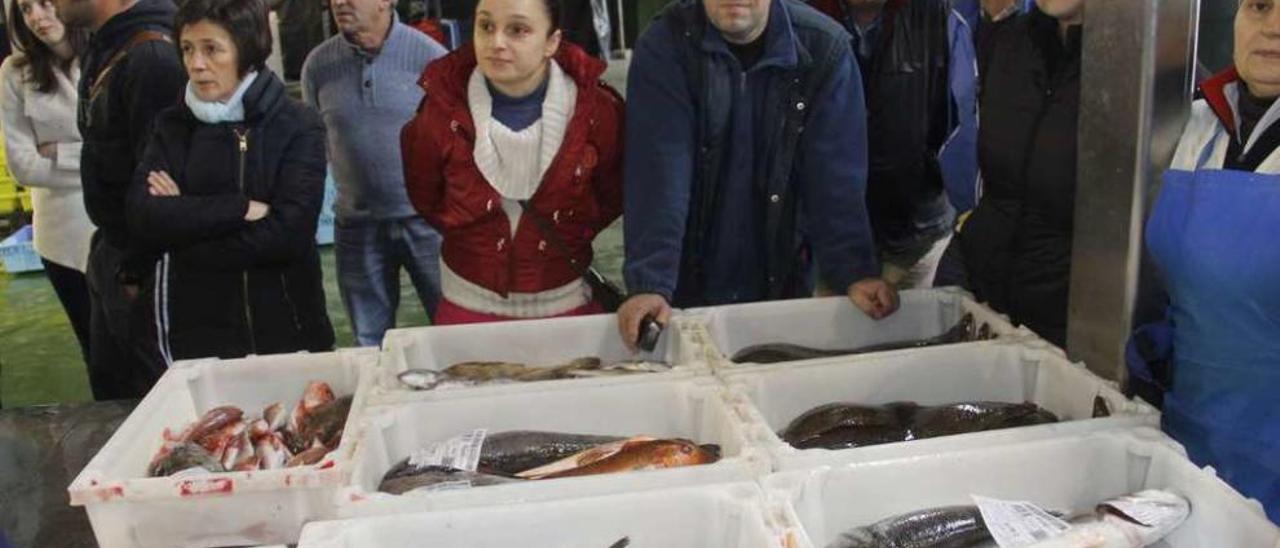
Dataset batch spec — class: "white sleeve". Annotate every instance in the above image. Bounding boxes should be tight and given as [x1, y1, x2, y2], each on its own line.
[0, 57, 81, 189]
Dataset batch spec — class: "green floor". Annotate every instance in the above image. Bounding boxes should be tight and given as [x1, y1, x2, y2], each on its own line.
[0, 223, 624, 407]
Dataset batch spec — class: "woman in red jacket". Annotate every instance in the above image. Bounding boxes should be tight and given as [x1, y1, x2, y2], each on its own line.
[401, 0, 623, 325]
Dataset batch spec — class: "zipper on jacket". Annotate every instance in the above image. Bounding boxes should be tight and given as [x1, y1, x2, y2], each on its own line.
[234, 126, 257, 353]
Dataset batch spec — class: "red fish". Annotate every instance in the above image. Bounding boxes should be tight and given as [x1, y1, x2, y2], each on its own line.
[540, 439, 719, 479]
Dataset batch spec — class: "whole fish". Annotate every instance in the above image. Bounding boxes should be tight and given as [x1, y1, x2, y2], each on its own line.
[149, 442, 227, 477]
[1025, 490, 1190, 548]
[378, 463, 524, 495]
[401, 358, 659, 390]
[299, 395, 353, 450]
[477, 431, 627, 476]
[780, 403, 913, 449]
[180, 406, 244, 446]
[908, 402, 1058, 440]
[538, 439, 720, 479]
[825, 505, 990, 548]
[782, 401, 1058, 450]
[732, 314, 982, 364]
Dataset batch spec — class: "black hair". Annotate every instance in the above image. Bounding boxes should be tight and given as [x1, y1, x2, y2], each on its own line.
[7, 0, 90, 94]
[540, 0, 562, 33]
[174, 0, 272, 77]
[477, 0, 561, 34]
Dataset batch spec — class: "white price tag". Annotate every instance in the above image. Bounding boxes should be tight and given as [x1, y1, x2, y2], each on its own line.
[406, 480, 474, 494]
[408, 429, 487, 471]
[973, 495, 1071, 547]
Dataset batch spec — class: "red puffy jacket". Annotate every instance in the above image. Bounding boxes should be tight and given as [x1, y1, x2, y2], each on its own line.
[402, 43, 624, 296]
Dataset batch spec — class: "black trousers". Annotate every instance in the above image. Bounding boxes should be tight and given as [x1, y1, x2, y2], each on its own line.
[41, 257, 92, 364]
[85, 234, 165, 400]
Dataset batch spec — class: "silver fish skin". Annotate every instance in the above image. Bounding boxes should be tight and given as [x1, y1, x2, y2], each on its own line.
[825, 505, 990, 548]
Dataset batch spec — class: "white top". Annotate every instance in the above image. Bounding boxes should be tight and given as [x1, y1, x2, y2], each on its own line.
[0, 54, 93, 272]
[1171, 81, 1280, 175]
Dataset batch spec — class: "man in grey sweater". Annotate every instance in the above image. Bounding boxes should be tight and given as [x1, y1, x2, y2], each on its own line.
[302, 0, 447, 346]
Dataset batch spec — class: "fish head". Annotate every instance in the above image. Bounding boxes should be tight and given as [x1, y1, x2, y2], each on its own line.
[398, 369, 445, 390]
[302, 381, 337, 411]
[653, 439, 720, 467]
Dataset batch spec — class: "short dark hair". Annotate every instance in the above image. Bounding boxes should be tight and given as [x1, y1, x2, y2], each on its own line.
[174, 0, 272, 77]
[7, 0, 90, 94]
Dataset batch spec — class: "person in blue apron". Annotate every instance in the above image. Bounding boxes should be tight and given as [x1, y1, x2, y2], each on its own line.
[1131, 0, 1280, 524]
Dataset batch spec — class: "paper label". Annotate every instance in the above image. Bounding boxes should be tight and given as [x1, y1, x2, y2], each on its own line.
[407, 429, 487, 471]
[406, 480, 474, 494]
[1103, 498, 1174, 527]
[973, 495, 1072, 547]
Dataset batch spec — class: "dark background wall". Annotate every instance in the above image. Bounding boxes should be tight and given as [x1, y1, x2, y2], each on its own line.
[1199, 0, 1236, 72]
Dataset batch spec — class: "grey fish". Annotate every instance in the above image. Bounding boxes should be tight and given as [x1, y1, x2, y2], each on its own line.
[398, 358, 633, 390]
[608, 537, 631, 548]
[825, 506, 990, 548]
[148, 442, 226, 477]
[782, 401, 1058, 450]
[478, 431, 627, 476]
[732, 314, 983, 364]
[378, 463, 523, 495]
[781, 403, 914, 449]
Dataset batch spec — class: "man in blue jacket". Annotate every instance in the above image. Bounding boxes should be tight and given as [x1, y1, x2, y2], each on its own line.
[617, 0, 897, 348]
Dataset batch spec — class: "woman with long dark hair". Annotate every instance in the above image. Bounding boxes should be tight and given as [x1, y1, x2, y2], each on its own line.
[1, 0, 93, 362]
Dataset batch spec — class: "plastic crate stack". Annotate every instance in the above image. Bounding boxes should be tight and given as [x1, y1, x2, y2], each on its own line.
[67, 288, 1280, 548]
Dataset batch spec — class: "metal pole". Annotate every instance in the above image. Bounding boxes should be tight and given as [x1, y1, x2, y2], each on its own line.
[1067, 0, 1200, 380]
[615, 0, 627, 52]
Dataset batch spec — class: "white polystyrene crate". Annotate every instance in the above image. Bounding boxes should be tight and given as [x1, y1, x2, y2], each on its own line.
[687, 287, 1030, 370]
[303, 482, 799, 548]
[68, 348, 379, 548]
[340, 377, 762, 517]
[371, 312, 711, 403]
[720, 338, 1158, 470]
[765, 428, 1279, 548]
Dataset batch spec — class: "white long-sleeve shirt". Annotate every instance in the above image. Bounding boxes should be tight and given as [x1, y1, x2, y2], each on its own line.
[0, 54, 93, 272]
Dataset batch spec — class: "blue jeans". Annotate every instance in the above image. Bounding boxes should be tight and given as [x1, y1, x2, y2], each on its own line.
[335, 216, 442, 346]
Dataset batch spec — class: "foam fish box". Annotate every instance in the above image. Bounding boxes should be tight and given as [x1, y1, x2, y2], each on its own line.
[302, 482, 797, 547]
[372, 313, 710, 403]
[720, 339, 1158, 470]
[340, 377, 760, 517]
[766, 428, 1280, 548]
[68, 348, 379, 548]
[688, 288, 1028, 369]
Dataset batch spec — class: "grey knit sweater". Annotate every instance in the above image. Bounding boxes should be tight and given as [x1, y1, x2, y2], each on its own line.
[301, 21, 447, 222]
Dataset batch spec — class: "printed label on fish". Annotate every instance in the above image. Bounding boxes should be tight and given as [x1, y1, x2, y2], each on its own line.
[407, 429, 488, 471]
[407, 480, 474, 494]
[1102, 495, 1185, 529]
[972, 495, 1071, 547]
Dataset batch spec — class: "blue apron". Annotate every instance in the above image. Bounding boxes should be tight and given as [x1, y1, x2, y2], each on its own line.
[1144, 135, 1280, 523]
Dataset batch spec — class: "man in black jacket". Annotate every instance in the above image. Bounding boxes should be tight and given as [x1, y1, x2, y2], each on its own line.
[956, 0, 1082, 347]
[55, 0, 186, 399]
[810, 0, 978, 290]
